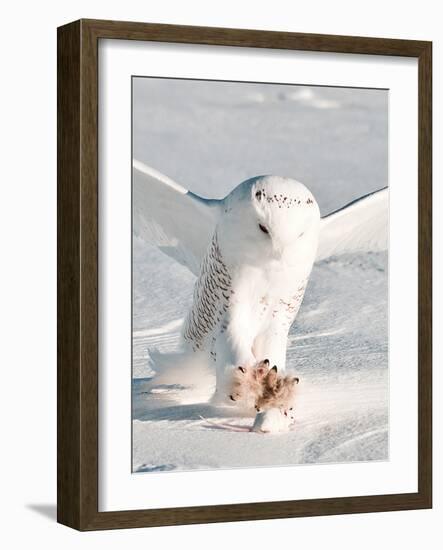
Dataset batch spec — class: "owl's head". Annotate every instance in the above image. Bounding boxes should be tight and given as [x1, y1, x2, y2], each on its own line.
[219, 175, 320, 264]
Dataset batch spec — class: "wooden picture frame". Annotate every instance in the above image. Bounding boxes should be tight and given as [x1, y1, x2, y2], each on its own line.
[57, 18, 432, 530]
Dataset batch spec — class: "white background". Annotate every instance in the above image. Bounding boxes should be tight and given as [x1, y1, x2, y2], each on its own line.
[0, 0, 440, 548]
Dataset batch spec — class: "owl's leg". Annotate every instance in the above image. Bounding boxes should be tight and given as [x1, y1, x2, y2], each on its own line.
[211, 338, 258, 408]
[250, 325, 299, 433]
[253, 326, 289, 373]
[210, 306, 264, 408]
[228, 325, 291, 408]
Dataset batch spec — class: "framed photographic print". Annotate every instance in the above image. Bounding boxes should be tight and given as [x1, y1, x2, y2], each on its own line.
[57, 19, 432, 530]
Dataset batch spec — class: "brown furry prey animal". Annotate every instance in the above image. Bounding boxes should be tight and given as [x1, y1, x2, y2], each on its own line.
[230, 359, 299, 418]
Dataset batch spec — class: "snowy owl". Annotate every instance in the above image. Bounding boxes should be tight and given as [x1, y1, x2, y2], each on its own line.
[133, 160, 388, 432]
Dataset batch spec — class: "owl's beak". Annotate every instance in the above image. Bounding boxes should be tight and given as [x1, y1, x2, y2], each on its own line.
[271, 237, 285, 258]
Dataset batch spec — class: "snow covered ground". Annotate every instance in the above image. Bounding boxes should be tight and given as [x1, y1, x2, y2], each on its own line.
[132, 78, 388, 473]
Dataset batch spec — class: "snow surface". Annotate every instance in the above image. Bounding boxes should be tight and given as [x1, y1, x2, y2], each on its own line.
[132, 79, 388, 473]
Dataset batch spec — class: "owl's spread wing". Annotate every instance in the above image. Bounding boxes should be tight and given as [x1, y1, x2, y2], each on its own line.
[133, 160, 221, 276]
[316, 187, 388, 261]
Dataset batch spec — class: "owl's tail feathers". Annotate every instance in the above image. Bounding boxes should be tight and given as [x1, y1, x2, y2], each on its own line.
[147, 348, 215, 403]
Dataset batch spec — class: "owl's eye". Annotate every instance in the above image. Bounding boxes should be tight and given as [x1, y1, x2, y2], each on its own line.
[258, 223, 269, 235]
[255, 190, 262, 200]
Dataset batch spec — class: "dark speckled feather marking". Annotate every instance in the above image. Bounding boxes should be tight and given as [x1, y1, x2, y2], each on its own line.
[255, 187, 314, 209]
[183, 232, 231, 355]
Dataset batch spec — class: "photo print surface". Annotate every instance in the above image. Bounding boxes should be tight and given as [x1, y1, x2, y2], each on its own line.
[132, 77, 388, 474]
